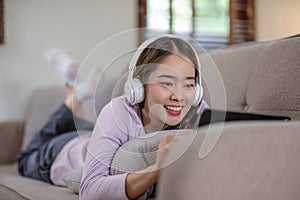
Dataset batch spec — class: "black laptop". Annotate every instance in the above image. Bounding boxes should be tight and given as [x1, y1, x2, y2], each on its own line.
[195, 109, 291, 127]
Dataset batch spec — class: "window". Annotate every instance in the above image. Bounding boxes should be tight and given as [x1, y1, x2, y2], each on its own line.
[138, 0, 255, 50]
[0, 0, 3, 44]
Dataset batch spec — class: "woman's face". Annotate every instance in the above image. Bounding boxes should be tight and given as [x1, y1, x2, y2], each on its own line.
[141, 54, 196, 132]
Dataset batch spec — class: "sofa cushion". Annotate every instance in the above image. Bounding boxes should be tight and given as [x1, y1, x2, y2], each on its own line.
[201, 35, 300, 120]
[0, 164, 78, 200]
[0, 121, 24, 164]
[62, 168, 83, 194]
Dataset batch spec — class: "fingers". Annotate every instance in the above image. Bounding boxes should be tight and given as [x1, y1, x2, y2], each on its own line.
[159, 130, 193, 148]
[158, 135, 175, 149]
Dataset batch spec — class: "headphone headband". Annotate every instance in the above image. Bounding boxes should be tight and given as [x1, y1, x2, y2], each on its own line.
[128, 34, 201, 79]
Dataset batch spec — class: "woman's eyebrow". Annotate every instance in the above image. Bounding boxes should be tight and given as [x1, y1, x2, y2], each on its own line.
[186, 76, 195, 80]
[157, 74, 195, 80]
[157, 74, 176, 79]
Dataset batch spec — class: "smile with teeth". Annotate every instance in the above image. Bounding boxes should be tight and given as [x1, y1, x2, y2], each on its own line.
[164, 105, 183, 112]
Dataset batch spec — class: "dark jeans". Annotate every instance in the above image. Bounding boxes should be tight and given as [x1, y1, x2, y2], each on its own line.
[17, 104, 94, 184]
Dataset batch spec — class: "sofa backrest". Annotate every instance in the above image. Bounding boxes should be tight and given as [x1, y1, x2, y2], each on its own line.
[200, 35, 300, 120]
[23, 86, 66, 149]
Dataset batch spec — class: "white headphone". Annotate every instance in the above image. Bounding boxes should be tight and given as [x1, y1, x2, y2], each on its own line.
[124, 34, 203, 106]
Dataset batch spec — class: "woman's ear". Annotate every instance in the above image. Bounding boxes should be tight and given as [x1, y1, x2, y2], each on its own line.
[135, 75, 144, 84]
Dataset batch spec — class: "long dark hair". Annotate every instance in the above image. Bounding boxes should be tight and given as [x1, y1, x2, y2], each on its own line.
[134, 36, 199, 86]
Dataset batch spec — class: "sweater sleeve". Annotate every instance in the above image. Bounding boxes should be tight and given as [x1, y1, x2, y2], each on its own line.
[198, 100, 210, 114]
[79, 97, 144, 200]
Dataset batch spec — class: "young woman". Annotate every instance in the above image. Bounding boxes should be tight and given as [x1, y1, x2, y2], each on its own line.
[80, 34, 209, 200]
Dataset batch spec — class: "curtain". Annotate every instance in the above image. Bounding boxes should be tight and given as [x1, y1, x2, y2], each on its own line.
[0, 0, 3, 44]
[229, 0, 255, 44]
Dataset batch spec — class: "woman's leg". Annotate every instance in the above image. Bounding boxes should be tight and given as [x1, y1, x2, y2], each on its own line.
[45, 48, 79, 86]
[21, 49, 99, 154]
[18, 50, 101, 183]
[17, 94, 94, 183]
[18, 131, 79, 183]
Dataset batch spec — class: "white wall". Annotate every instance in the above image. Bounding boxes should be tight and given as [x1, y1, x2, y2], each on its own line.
[256, 0, 300, 41]
[2, 0, 299, 121]
[0, 0, 137, 121]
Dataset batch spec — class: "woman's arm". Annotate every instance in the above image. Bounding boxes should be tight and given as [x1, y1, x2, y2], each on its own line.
[80, 97, 150, 200]
[80, 97, 177, 200]
[125, 135, 175, 199]
[125, 165, 159, 199]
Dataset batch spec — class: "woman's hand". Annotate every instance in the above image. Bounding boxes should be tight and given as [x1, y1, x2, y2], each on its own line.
[155, 129, 193, 170]
[154, 135, 176, 171]
[125, 131, 193, 199]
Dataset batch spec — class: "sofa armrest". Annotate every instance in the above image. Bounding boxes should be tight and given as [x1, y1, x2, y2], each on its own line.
[0, 120, 25, 164]
[157, 121, 300, 200]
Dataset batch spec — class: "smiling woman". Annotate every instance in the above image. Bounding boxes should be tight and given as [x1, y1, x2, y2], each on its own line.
[80, 34, 210, 200]
[15, 33, 209, 200]
[141, 55, 197, 133]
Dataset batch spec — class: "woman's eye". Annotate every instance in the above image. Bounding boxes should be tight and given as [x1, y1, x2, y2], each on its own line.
[159, 82, 173, 87]
[183, 84, 195, 89]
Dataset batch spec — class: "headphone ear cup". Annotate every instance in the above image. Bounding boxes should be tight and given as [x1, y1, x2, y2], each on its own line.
[192, 83, 203, 106]
[124, 78, 144, 104]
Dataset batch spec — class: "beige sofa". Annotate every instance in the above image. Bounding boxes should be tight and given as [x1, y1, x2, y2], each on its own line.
[1, 34, 300, 200]
[156, 34, 300, 200]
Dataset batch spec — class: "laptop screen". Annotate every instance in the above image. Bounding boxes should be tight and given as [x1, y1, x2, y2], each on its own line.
[198, 109, 291, 127]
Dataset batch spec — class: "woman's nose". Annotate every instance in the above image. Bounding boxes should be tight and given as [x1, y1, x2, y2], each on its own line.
[170, 86, 184, 101]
